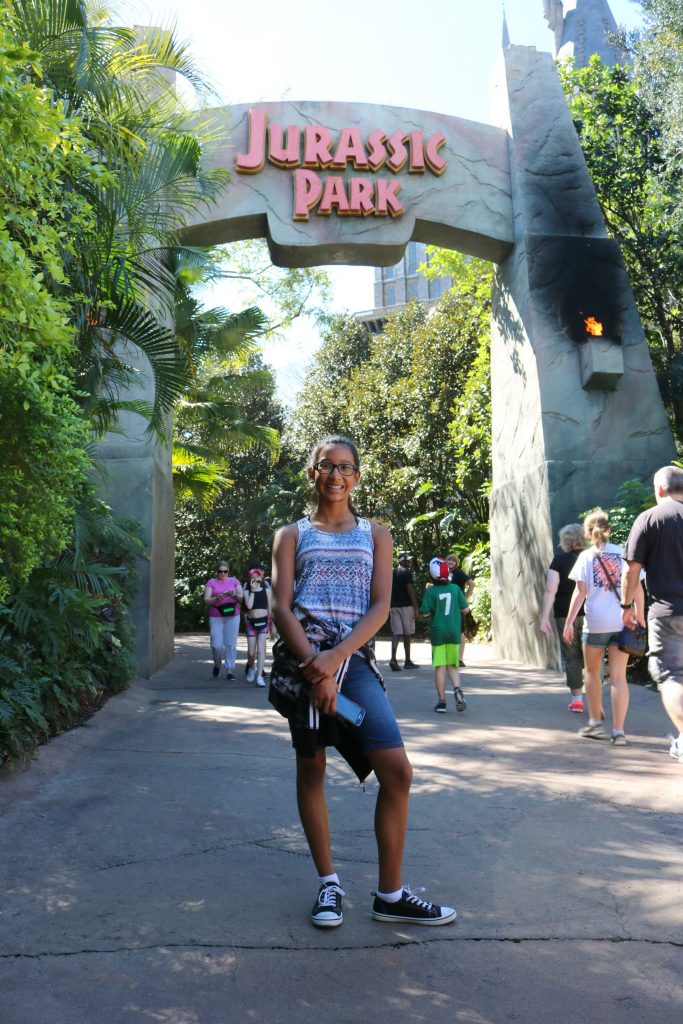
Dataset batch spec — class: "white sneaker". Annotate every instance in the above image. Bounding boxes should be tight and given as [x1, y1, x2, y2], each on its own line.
[245, 666, 255, 683]
[668, 735, 683, 762]
[256, 675, 266, 687]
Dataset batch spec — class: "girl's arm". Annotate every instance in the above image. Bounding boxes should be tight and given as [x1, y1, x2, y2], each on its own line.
[271, 525, 319, 661]
[300, 522, 393, 686]
[271, 525, 339, 713]
[539, 569, 560, 635]
[243, 588, 254, 610]
[562, 582, 586, 643]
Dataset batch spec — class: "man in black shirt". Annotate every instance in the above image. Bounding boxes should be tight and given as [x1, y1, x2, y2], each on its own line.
[389, 553, 420, 671]
[622, 466, 683, 763]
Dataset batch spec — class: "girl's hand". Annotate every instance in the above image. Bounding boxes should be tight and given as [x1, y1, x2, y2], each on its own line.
[562, 622, 574, 644]
[309, 676, 338, 715]
[299, 649, 341, 686]
[539, 617, 552, 636]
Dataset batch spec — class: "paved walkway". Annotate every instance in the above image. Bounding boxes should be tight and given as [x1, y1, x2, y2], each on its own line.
[1, 636, 682, 1024]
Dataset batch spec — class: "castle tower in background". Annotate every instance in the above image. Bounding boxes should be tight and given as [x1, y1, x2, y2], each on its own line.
[544, 0, 625, 67]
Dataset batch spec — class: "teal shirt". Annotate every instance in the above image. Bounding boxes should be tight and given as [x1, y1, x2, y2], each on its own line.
[420, 582, 468, 645]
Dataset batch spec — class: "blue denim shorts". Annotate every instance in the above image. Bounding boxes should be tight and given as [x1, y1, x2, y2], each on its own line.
[339, 655, 404, 752]
[289, 654, 403, 755]
[582, 630, 621, 648]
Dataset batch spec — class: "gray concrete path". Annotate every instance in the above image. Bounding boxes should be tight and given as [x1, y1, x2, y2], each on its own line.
[1, 636, 682, 1024]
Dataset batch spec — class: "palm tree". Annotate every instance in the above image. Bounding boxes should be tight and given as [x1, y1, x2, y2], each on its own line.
[12, 0, 230, 436]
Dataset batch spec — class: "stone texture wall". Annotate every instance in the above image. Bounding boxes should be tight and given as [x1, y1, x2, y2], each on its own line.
[489, 43, 675, 667]
[96, 344, 175, 679]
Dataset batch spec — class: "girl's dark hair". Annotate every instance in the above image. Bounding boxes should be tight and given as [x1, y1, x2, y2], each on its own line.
[308, 435, 361, 518]
[309, 434, 360, 470]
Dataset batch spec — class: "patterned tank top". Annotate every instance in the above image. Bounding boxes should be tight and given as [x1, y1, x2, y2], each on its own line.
[293, 516, 374, 629]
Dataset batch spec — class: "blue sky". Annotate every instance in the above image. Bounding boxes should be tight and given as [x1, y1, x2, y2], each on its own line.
[146, 0, 645, 398]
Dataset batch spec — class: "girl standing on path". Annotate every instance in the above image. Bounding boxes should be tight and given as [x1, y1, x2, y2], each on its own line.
[271, 435, 456, 929]
[563, 510, 644, 746]
[203, 561, 243, 679]
[243, 565, 272, 687]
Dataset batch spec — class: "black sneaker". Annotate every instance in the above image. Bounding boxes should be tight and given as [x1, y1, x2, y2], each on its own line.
[434, 701, 447, 713]
[404, 660, 420, 669]
[225, 671, 235, 681]
[372, 887, 456, 926]
[454, 688, 467, 712]
[311, 882, 344, 928]
[212, 665, 220, 677]
[389, 660, 401, 672]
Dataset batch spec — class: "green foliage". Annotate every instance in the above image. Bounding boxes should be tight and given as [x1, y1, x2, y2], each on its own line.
[174, 354, 298, 629]
[558, 54, 683, 447]
[463, 545, 492, 640]
[0, 496, 142, 764]
[14, 0, 232, 438]
[0, 7, 98, 587]
[287, 256, 492, 595]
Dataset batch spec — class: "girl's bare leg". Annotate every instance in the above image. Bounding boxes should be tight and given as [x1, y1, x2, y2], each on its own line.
[607, 646, 630, 732]
[582, 644, 604, 721]
[296, 751, 334, 876]
[256, 632, 267, 677]
[367, 747, 413, 892]
[246, 634, 256, 671]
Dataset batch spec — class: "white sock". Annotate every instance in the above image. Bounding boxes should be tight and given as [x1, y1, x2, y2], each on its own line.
[588, 719, 601, 726]
[612, 729, 625, 736]
[376, 887, 403, 902]
[319, 873, 340, 886]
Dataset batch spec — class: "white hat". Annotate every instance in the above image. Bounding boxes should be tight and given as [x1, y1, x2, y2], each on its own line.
[429, 557, 449, 580]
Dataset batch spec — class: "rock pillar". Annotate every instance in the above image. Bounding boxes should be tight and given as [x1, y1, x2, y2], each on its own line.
[489, 43, 675, 667]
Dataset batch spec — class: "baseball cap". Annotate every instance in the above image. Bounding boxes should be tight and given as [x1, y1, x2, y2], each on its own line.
[429, 557, 449, 580]
[397, 551, 411, 561]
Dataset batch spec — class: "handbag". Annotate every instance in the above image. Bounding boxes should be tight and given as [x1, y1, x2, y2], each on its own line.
[594, 552, 647, 657]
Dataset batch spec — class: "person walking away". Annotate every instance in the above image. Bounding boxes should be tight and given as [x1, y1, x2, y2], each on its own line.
[539, 524, 587, 713]
[204, 561, 243, 679]
[563, 511, 644, 745]
[271, 435, 456, 929]
[621, 466, 683, 764]
[420, 557, 469, 713]
[446, 553, 474, 667]
[243, 566, 272, 687]
[389, 552, 420, 671]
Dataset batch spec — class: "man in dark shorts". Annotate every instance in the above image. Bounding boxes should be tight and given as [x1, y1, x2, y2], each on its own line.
[389, 552, 420, 671]
[622, 466, 683, 764]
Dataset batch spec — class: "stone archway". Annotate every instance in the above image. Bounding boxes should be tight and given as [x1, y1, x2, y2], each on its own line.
[102, 36, 675, 675]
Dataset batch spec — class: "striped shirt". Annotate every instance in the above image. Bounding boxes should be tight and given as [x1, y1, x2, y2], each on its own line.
[293, 516, 374, 629]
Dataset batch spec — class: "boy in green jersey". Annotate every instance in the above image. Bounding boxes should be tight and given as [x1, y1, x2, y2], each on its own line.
[420, 558, 469, 713]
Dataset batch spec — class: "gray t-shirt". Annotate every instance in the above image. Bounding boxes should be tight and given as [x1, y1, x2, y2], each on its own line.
[623, 498, 683, 617]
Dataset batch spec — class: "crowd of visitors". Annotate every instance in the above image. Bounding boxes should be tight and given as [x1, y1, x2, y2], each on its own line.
[202, 437, 682, 930]
[203, 452, 682, 761]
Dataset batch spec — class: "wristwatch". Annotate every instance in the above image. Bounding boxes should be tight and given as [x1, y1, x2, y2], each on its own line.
[620, 602, 634, 609]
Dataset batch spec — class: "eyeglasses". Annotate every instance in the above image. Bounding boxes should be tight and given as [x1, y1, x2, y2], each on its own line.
[217, 568, 229, 574]
[313, 459, 359, 477]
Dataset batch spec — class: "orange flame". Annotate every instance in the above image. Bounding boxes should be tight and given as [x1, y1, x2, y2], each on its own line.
[584, 315, 603, 337]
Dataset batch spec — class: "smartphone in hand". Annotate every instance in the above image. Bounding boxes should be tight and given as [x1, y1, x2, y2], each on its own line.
[335, 692, 365, 727]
